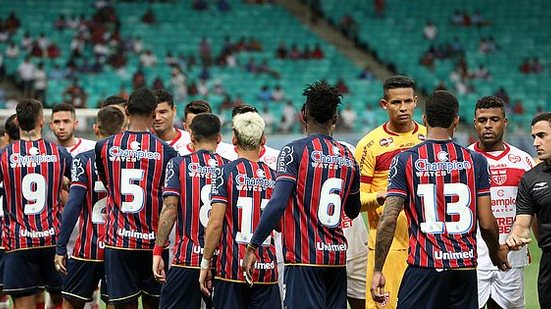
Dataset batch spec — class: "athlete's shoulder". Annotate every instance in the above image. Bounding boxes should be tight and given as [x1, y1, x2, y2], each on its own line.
[506, 143, 536, 169]
[74, 149, 95, 162]
[80, 138, 97, 149]
[216, 141, 238, 161]
[356, 123, 386, 149]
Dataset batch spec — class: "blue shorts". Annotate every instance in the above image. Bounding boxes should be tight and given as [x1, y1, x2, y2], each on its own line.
[62, 258, 108, 303]
[284, 265, 347, 309]
[213, 279, 280, 309]
[160, 266, 213, 309]
[2, 247, 62, 298]
[104, 247, 168, 305]
[397, 265, 477, 309]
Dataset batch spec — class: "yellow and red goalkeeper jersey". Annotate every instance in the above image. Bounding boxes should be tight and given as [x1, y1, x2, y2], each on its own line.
[354, 122, 426, 250]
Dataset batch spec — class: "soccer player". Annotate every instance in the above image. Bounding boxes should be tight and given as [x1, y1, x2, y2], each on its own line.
[242, 81, 361, 308]
[468, 96, 534, 309]
[371, 91, 510, 309]
[199, 112, 281, 308]
[354, 75, 426, 308]
[0, 99, 72, 308]
[50, 103, 96, 157]
[54, 106, 125, 309]
[153, 89, 190, 156]
[95, 89, 177, 308]
[506, 112, 551, 308]
[100, 95, 128, 129]
[4, 114, 19, 142]
[152, 113, 228, 308]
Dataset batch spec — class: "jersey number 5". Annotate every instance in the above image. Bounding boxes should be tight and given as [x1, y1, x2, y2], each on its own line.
[418, 183, 473, 234]
[120, 169, 145, 213]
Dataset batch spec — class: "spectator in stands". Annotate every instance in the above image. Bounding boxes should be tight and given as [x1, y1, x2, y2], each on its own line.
[420, 47, 435, 71]
[280, 100, 297, 133]
[257, 85, 272, 103]
[33, 62, 47, 104]
[272, 85, 285, 101]
[423, 21, 438, 40]
[0, 24, 9, 43]
[451, 10, 463, 26]
[461, 11, 472, 26]
[494, 87, 510, 105]
[133, 35, 144, 53]
[434, 80, 447, 91]
[245, 58, 258, 73]
[79, 58, 94, 73]
[199, 37, 212, 66]
[37, 33, 49, 51]
[47, 42, 60, 59]
[234, 37, 247, 52]
[140, 50, 158, 67]
[193, 0, 209, 11]
[55, 14, 68, 30]
[142, 7, 156, 24]
[30, 41, 44, 58]
[289, 44, 300, 60]
[21, 32, 32, 52]
[358, 65, 375, 80]
[217, 0, 231, 11]
[70, 34, 85, 58]
[188, 80, 199, 96]
[213, 79, 225, 95]
[5, 12, 20, 34]
[118, 86, 129, 101]
[198, 79, 208, 96]
[63, 79, 87, 108]
[132, 69, 146, 89]
[340, 105, 358, 132]
[472, 11, 489, 27]
[170, 68, 187, 100]
[374, 0, 385, 18]
[451, 37, 464, 55]
[5, 42, 19, 59]
[49, 64, 66, 81]
[262, 106, 276, 134]
[473, 64, 491, 80]
[361, 104, 376, 129]
[301, 45, 311, 59]
[234, 94, 244, 106]
[165, 52, 177, 66]
[532, 57, 543, 73]
[478, 38, 492, 54]
[220, 94, 234, 112]
[336, 78, 350, 94]
[339, 14, 359, 41]
[311, 44, 324, 59]
[276, 42, 288, 58]
[225, 52, 237, 67]
[513, 100, 524, 115]
[94, 41, 109, 62]
[258, 60, 280, 79]
[18, 56, 35, 98]
[152, 76, 165, 90]
[520, 58, 533, 74]
[247, 37, 263, 51]
[199, 66, 211, 81]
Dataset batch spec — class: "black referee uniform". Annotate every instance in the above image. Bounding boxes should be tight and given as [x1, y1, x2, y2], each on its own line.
[516, 161, 551, 307]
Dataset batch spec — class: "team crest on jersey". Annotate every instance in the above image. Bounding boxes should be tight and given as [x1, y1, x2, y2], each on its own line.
[508, 154, 521, 163]
[235, 172, 275, 192]
[108, 141, 161, 162]
[490, 169, 507, 185]
[437, 151, 448, 162]
[379, 137, 393, 147]
[9, 147, 57, 168]
[277, 146, 294, 174]
[418, 133, 426, 141]
[71, 158, 85, 182]
[263, 155, 277, 164]
[310, 150, 354, 169]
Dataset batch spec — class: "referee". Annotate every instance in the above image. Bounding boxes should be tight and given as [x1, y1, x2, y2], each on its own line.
[507, 112, 551, 308]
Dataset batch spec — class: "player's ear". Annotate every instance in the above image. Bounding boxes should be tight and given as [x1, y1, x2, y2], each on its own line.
[93, 123, 100, 137]
[380, 98, 388, 110]
[260, 134, 266, 146]
[413, 96, 418, 107]
[231, 132, 238, 146]
[332, 114, 337, 125]
[216, 133, 222, 145]
[422, 114, 427, 127]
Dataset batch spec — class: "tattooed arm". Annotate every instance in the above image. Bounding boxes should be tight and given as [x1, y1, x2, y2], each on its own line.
[155, 196, 178, 247]
[370, 196, 405, 302]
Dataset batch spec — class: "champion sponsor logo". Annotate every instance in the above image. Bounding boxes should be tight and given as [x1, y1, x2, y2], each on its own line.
[117, 228, 155, 240]
[10, 147, 58, 168]
[414, 158, 472, 174]
[108, 141, 161, 162]
[379, 137, 393, 147]
[533, 182, 548, 191]
[235, 171, 275, 191]
[491, 169, 507, 185]
[310, 150, 354, 169]
[491, 196, 516, 208]
[316, 241, 348, 252]
[187, 161, 219, 178]
[434, 249, 474, 261]
[508, 154, 521, 163]
[20, 227, 55, 238]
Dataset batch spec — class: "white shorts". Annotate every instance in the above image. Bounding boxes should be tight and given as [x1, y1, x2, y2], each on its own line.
[477, 268, 525, 309]
[346, 254, 368, 299]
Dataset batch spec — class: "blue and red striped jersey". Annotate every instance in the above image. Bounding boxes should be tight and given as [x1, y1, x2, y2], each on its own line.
[0, 139, 71, 251]
[0, 183, 5, 249]
[387, 140, 491, 268]
[69, 149, 106, 260]
[95, 131, 178, 250]
[162, 150, 229, 267]
[210, 159, 278, 284]
[276, 134, 359, 266]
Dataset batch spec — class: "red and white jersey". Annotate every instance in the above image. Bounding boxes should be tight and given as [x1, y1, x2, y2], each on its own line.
[167, 128, 191, 156]
[220, 145, 280, 170]
[175, 140, 236, 161]
[66, 138, 96, 157]
[469, 142, 535, 269]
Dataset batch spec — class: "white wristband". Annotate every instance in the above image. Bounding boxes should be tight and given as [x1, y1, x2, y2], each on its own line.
[200, 258, 211, 270]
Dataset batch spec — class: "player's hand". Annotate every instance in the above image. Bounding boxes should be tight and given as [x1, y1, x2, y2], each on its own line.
[505, 234, 532, 251]
[490, 244, 511, 271]
[242, 246, 258, 287]
[54, 254, 68, 276]
[152, 255, 166, 283]
[199, 268, 213, 296]
[370, 271, 389, 305]
[376, 190, 387, 206]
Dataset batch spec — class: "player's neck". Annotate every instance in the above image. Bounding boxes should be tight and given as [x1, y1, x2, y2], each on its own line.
[237, 148, 261, 162]
[478, 140, 505, 152]
[387, 121, 414, 134]
[195, 142, 218, 153]
[426, 128, 453, 141]
[306, 123, 332, 136]
[128, 117, 153, 132]
[19, 129, 42, 141]
[158, 126, 177, 142]
[58, 136, 76, 148]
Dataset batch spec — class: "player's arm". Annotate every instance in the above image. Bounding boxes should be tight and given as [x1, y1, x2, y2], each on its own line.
[199, 201, 226, 295]
[506, 176, 535, 249]
[344, 168, 361, 219]
[94, 142, 108, 187]
[354, 142, 385, 211]
[155, 196, 178, 248]
[532, 214, 539, 242]
[477, 195, 510, 270]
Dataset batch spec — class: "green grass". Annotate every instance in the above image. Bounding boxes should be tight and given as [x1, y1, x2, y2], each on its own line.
[525, 239, 541, 309]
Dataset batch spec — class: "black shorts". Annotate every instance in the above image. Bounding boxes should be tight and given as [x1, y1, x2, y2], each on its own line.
[62, 258, 107, 303]
[160, 266, 213, 309]
[397, 265, 477, 309]
[2, 247, 62, 298]
[284, 265, 347, 309]
[213, 279, 280, 309]
[104, 247, 168, 305]
[539, 251, 551, 307]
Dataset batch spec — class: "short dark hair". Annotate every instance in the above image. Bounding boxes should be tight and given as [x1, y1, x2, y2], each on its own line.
[383, 75, 415, 99]
[232, 104, 258, 118]
[16, 99, 43, 131]
[184, 100, 211, 118]
[51, 103, 76, 117]
[5, 114, 19, 141]
[531, 112, 551, 126]
[425, 90, 459, 128]
[127, 88, 158, 116]
[190, 114, 221, 142]
[475, 96, 505, 116]
[101, 95, 127, 108]
[302, 80, 341, 124]
[152, 89, 174, 108]
[97, 106, 125, 136]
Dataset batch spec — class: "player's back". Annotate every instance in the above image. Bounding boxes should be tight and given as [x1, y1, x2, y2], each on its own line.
[211, 158, 278, 284]
[388, 140, 490, 269]
[163, 150, 229, 266]
[277, 134, 359, 266]
[95, 131, 177, 250]
[0, 139, 71, 250]
[70, 149, 107, 260]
